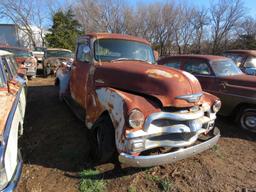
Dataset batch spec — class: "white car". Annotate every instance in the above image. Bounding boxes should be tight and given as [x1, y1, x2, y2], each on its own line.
[0, 50, 26, 192]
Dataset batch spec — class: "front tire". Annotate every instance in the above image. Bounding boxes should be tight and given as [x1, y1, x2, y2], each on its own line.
[90, 115, 116, 163]
[238, 108, 256, 132]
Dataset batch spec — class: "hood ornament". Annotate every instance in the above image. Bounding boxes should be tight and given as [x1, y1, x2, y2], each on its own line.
[176, 93, 203, 103]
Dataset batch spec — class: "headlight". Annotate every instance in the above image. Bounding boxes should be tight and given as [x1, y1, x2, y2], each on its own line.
[0, 168, 8, 190]
[212, 100, 221, 113]
[128, 109, 145, 129]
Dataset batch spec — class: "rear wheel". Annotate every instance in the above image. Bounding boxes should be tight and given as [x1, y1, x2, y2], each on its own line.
[90, 115, 116, 163]
[237, 108, 256, 132]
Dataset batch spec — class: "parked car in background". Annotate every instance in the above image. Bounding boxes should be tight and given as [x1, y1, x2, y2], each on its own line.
[32, 47, 45, 64]
[0, 50, 26, 192]
[43, 48, 73, 77]
[158, 55, 256, 132]
[0, 49, 27, 83]
[56, 33, 221, 167]
[223, 50, 256, 76]
[0, 46, 37, 79]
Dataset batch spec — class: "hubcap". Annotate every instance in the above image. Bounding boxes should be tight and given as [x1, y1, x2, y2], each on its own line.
[245, 116, 256, 128]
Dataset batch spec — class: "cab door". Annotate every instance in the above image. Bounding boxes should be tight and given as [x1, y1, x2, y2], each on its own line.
[70, 38, 92, 108]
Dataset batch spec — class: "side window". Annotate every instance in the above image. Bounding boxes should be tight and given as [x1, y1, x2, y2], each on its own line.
[1, 57, 12, 80]
[6, 56, 17, 76]
[184, 60, 211, 75]
[164, 60, 181, 69]
[0, 58, 6, 87]
[77, 42, 91, 63]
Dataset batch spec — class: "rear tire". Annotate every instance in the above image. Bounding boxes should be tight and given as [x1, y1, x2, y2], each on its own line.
[237, 108, 256, 132]
[90, 115, 116, 163]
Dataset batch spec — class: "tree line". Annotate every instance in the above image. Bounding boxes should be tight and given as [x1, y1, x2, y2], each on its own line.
[1, 0, 256, 55]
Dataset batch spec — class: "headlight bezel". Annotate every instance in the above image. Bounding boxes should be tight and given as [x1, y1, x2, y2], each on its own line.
[128, 109, 145, 129]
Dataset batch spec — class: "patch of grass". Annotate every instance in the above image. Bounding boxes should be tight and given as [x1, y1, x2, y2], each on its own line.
[212, 144, 224, 159]
[79, 169, 106, 192]
[128, 185, 137, 192]
[147, 174, 172, 192]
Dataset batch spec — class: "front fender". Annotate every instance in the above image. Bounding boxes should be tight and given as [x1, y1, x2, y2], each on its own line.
[85, 87, 161, 152]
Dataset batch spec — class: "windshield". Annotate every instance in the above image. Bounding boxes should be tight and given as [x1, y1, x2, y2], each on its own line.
[34, 47, 45, 52]
[94, 39, 155, 63]
[46, 50, 72, 58]
[245, 57, 256, 68]
[14, 50, 32, 58]
[210, 59, 243, 77]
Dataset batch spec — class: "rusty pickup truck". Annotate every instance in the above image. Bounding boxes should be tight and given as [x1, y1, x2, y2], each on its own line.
[0, 50, 26, 192]
[56, 33, 221, 167]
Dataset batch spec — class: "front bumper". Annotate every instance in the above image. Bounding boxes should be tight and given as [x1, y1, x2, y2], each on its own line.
[1, 153, 23, 192]
[119, 127, 220, 167]
[25, 67, 37, 77]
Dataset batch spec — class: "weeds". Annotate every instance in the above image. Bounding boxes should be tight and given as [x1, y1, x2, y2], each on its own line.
[79, 169, 106, 192]
[128, 185, 137, 192]
[212, 144, 224, 159]
[147, 174, 172, 192]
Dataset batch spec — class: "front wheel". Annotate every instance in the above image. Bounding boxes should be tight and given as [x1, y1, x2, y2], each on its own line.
[238, 108, 256, 132]
[90, 115, 116, 163]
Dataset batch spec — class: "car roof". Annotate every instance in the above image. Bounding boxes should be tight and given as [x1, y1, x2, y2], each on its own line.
[47, 48, 72, 52]
[0, 50, 13, 56]
[0, 45, 30, 51]
[161, 54, 228, 61]
[79, 33, 150, 45]
[224, 50, 256, 56]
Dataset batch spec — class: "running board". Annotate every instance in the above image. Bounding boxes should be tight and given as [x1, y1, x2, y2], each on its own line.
[63, 95, 85, 122]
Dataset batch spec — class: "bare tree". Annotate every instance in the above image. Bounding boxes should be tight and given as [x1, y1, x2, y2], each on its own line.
[209, 0, 245, 54]
[190, 7, 209, 53]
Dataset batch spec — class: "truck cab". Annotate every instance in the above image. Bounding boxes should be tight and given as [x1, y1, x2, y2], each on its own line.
[56, 33, 221, 167]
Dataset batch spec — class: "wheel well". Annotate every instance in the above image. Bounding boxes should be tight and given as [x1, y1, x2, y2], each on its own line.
[232, 103, 256, 120]
[90, 110, 115, 131]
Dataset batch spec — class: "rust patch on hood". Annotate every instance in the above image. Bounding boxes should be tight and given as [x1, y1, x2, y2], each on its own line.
[94, 61, 203, 107]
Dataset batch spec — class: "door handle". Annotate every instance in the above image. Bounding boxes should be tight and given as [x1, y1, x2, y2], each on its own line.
[220, 82, 227, 89]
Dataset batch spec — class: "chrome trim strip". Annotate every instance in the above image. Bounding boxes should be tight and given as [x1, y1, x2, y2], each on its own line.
[1, 152, 23, 192]
[119, 128, 220, 167]
[175, 93, 203, 103]
[143, 110, 204, 131]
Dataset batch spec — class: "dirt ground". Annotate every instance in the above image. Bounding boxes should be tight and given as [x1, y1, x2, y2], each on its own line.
[16, 77, 256, 192]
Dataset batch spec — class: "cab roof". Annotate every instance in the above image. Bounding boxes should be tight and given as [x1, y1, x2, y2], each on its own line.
[0, 50, 13, 56]
[224, 50, 256, 56]
[79, 33, 150, 45]
[47, 48, 72, 52]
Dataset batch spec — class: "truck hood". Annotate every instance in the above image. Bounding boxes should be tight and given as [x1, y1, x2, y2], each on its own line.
[94, 61, 203, 107]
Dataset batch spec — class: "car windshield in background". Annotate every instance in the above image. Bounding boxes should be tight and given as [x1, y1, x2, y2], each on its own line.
[245, 57, 256, 68]
[94, 39, 155, 64]
[47, 50, 72, 58]
[34, 47, 45, 52]
[210, 59, 243, 77]
[15, 50, 32, 58]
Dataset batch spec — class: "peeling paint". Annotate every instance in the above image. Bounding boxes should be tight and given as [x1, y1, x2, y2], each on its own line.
[146, 69, 173, 79]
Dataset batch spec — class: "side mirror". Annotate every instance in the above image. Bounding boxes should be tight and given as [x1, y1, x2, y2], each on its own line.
[83, 46, 90, 54]
[154, 50, 159, 61]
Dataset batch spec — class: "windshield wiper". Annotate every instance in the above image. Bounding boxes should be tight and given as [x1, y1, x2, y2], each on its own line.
[111, 58, 130, 62]
[111, 58, 151, 63]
